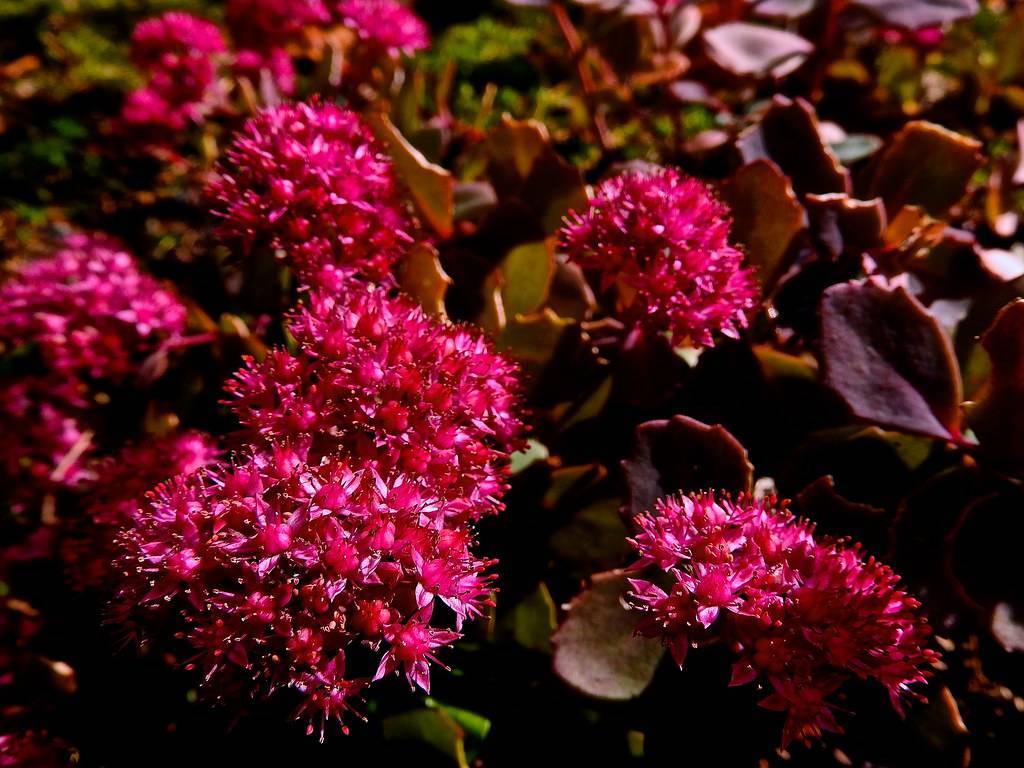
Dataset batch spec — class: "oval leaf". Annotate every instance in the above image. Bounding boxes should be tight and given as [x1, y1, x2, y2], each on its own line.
[553, 571, 664, 701]
[704, 22, 813, 78]
[820, 280, 962, 440]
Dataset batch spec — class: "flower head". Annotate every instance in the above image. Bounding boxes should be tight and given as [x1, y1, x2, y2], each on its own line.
[627, 492, 936, 746]
[226, 286, 524, 522]
[207, 101, 417, 286]
[63, 431, 220, 590]
[0, 233, 187, 382]
[115, 454, 492, 736]
[559, 168, 759, 348]
[123, 12, 226, 130]
[225, 0, 331, 95]
[226, 0, 330, 51]
[334, 0, 430, 54]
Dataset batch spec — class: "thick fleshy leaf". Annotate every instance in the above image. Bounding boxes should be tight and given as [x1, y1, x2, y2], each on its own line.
[737, 96, 851, 196]
[505, 583, 557, 653]
[804, 193, 887, 259]
[968, 300, 1024, 473]
[793, 476, 890, 554]
[721, 159, 806, 289]
[500, 241, 556, 317]
[549, 498, 630, 572]
[552, 571, 664, 701]
[852, 0, 979, 30]
[382, 709, 468, 768]
[703, 22, 814, 78]
[370, 113, 455, 238]
[867, 121, 983, 217]
[399, 244, 451, 318]
[484, 117, 588, 233]
[820, 280, 962, 440]
[622, 415, 754, 518]
[749, 0, 818, 17]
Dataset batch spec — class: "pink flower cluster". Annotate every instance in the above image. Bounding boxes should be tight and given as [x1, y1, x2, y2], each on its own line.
[207, 101, 417, 287]
[226, 0, 331, 95]
[0, 733, 68, 768]
[559, 168, 759, 348]
[0, 233, 187, 382]
[0, 378, 92, 508]
[114, 286, 522, 735]
[627, 493, 937, 746]
[0, 234, 187, 507]
[63, 431, 220, 590]
[116, 453, 491, 737]
[122, 12, 226, 131]
[227, 287, 523, 521]
[335, 0, 431, 54]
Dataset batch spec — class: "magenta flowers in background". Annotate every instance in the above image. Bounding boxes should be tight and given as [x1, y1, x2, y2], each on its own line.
[122, 12, 226, 130]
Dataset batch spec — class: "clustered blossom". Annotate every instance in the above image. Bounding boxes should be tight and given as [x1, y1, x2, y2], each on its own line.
[335, 0, 431, 54]
[627, 493, 937, 746]
[0, 233, 187, 382]
[114, 285, 523, 735]
[227, 286, 524, 522]
[0, 733, 69, 768]
[559, 168, 759, 348]
[207, 101, 417, 287]
[0, 378, 92, 504]
[121, 12, 226, 131]
[116, 451, 495, 737]
[63, 431, 220, 590]
[226, 0, 331, 95]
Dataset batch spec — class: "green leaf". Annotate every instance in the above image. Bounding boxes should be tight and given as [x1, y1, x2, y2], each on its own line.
[505, 583, 557, 653]
[549, 499, 630, 572]
[500, 241, 555, 317]
[382, 708, 469, 768]
[509, 438, 550, 475]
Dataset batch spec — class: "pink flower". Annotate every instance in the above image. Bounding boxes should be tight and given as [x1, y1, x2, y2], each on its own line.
[63, 431, 220, 590]
[226, 0, 330, 50]
[225, 0, 331, 94]
[0, 233, 187, 382]
[0, 377, 92, 510]
[226, 286, 524, 522]
[206, 101, 417, 286]
[115, 454, 493, 737]
[232, 48, 297, 95]
[627, 492, 937, 746]
[334, 0, 430, 54]
[559, 168, 759, 348]
[122, 12, 227, 130]
[0, 733, 69, 768]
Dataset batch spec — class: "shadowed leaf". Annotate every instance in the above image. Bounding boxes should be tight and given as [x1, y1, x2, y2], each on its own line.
[868, 121, 983, 217]
[968, 300, 1024, 474]
[552, 571, 664, 701]
[622, 415, 754, 518]
[722, 159, 806, 289]
[737, 96, 850, 196]
[820, 280, 962, 440]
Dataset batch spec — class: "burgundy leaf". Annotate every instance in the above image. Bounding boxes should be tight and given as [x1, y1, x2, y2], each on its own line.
[820, 280, 962, 440]
[622, 415, 754, 518]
